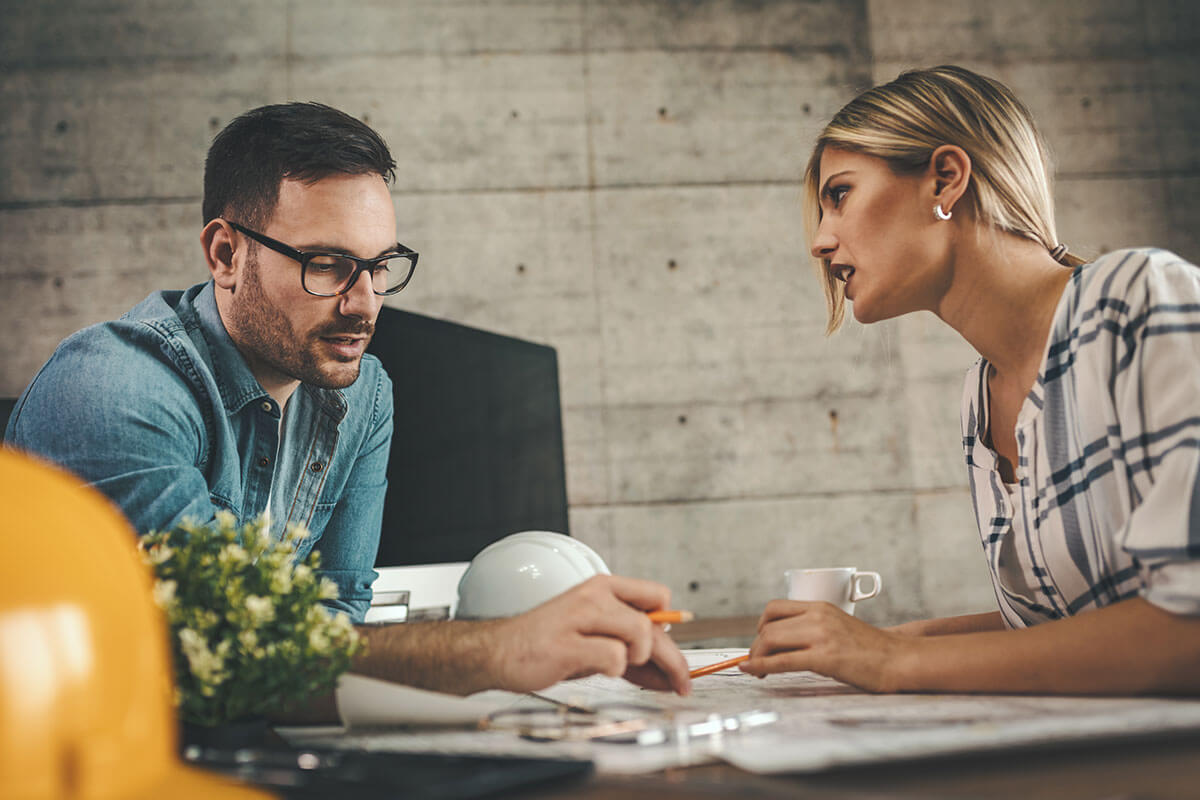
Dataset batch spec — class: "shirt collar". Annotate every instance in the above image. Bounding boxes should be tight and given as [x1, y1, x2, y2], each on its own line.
[192, 281, 274, 415]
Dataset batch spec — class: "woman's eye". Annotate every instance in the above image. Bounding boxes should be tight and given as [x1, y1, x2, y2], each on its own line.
[830, 186, 849, 206]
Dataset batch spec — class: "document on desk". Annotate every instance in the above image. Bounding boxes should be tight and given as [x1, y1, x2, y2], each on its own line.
[278, 649, 1200, 776]
[546, 649, 1200, 774]
[335, 673, 527, 726]
[278, 653, 748, 774]
[718, 686, 1200, 774]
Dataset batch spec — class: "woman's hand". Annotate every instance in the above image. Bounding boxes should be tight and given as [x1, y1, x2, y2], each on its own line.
[742, 598, 1200, 695]
[740, 599, 913, 692]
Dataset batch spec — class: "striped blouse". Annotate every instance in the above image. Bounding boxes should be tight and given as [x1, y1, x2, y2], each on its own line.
[962, 248, 1200, 628]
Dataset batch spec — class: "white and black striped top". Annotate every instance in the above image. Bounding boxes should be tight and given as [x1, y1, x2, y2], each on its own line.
[962, 248, 1200, 628]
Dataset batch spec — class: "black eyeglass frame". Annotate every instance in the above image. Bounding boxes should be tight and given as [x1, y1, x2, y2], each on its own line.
[226, 221, 419, 297]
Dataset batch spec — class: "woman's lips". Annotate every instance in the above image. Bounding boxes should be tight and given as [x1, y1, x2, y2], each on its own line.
[832, 264, 855, 283]
[832, 264, 856, 299]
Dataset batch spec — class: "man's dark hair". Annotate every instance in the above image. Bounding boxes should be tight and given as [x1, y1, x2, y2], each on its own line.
[202, 102, 396, 229]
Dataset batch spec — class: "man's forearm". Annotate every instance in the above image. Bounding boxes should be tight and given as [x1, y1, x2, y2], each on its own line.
[268, 620, 515, 725]
[272, 575, 694, 724]
[893, 598, 1200, 695]
[350, 619, 510, 696]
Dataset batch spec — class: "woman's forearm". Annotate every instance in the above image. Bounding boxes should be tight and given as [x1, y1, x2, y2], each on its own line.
[889, 611, 1004, 637]
[893, 598, 1200, 695]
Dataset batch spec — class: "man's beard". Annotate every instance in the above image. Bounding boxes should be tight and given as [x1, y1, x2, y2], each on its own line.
[227, 252, 375, 390]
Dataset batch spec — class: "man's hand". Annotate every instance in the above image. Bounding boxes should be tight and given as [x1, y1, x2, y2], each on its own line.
[740, 599, 910, 692]
[489, 574, 691, 696]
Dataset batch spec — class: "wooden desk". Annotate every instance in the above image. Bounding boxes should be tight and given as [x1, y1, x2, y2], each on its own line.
[268, 616, 1200, 799]
[528, 733, 1200, 799]
[668, 614, 758, 647]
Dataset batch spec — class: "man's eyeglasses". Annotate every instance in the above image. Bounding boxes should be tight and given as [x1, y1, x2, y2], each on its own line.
[227, 221, 418, 297]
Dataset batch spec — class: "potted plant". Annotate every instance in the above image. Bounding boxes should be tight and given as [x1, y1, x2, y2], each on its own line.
[139, 512, 363, 747]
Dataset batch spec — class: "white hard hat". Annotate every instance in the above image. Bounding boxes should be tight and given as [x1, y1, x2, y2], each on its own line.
[455, 531, 611, 619]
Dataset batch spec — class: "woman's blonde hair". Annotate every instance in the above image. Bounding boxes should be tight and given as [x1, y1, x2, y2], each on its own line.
[806, 65, 1084, 334]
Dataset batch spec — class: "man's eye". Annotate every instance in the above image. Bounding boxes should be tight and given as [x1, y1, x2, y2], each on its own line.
[307, 256, 345, 274]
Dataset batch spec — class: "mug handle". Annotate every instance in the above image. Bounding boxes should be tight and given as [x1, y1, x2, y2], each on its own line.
[851, 571, 882, 602]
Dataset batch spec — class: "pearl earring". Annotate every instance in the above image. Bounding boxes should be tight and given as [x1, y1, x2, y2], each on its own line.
[934, 204, 952, 221]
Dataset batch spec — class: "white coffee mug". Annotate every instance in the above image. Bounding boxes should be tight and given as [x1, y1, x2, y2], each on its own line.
[784, 567, 882, 615]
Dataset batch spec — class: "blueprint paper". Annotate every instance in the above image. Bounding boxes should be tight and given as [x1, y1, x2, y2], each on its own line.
[278, 649, 1200, 775]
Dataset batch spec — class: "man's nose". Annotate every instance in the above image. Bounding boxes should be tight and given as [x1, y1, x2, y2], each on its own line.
[339, 268, 380, 319]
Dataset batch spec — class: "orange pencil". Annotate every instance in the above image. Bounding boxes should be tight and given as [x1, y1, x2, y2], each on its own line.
[688, 654, 749, 679]
[647, 609, 694, 624]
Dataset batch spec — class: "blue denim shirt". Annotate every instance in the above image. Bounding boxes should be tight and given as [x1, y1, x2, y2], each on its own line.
[5, 281, 392, 622]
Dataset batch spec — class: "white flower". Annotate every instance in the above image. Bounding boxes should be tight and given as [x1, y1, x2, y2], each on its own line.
[218, 543, 249, 568]
[214, 509, 237, 530]
[318, 578, 340, 600]
[145, 545, 174, 565]
[238, 629, 258, 653]
[178, 626, 202, 652]
[330, 613, 355, 638]
[152, 580, 177, 610]
[178, 627, 227, 687]
[269, 567, 293, 595]
[308, 627, 331, 654]
[293, 564, 312, 582]
[244, 595, 276, 625]
[284, 523, 311, 544]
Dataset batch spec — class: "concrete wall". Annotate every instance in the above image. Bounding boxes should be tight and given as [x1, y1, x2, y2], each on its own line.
[2, 0, 1197, 626]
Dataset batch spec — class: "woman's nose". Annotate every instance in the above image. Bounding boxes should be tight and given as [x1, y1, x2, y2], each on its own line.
[810, 220, 837, 260]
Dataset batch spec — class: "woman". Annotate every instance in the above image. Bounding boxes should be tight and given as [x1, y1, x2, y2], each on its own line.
[741, 65, 1200, 694]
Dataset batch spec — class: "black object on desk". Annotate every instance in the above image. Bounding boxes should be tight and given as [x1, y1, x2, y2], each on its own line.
[366, 307, 570, 567]
[184, 744, 593, 799]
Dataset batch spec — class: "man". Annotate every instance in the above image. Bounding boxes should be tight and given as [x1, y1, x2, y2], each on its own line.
[5, 102, 690, 699]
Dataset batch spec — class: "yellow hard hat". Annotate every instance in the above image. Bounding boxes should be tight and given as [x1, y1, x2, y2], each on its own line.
[0, 449, 273, 799]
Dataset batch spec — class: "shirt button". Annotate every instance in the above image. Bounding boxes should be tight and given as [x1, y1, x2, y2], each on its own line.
[258, 457, 270, 468]
[310, 462, 324, 473]
[261, 401, 273, 413]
